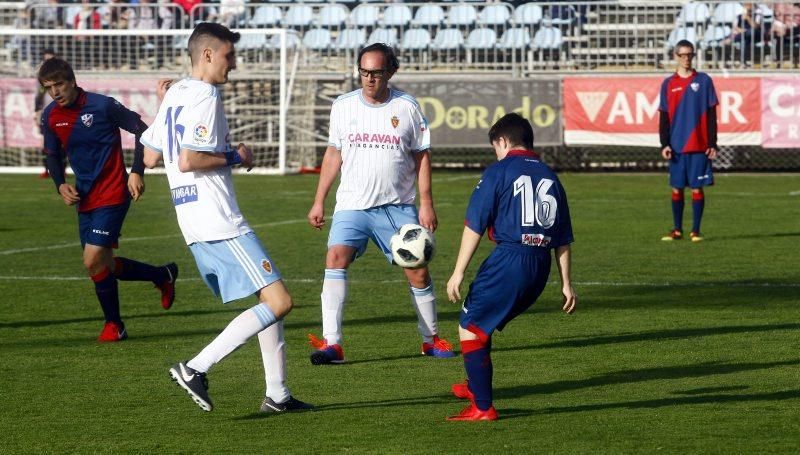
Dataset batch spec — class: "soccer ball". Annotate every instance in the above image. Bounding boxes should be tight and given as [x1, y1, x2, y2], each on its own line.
[390, 224, 435, 269]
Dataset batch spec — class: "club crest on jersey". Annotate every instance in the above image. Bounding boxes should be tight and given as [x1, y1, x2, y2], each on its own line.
[261, 259, 273, 274]
[81, 114, 93, 127]
[391, 116, 399, 128]
[690, 82, 700, 92]
[194, 124, 210, 144]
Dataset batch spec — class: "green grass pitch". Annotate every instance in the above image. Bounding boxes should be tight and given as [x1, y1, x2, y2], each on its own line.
[1, 172, 798, 453]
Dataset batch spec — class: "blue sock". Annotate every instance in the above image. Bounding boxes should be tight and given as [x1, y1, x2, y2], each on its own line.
[462, 338, 493, 411]
[671, 190, 684, 231]
[113, 257, 169, 284]
[692, 191, 705, 234]
[92, 268, 121, 324]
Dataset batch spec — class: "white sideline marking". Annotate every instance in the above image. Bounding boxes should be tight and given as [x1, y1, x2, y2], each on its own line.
[789, 191, 800, 196]
[0, 219, 307, 256]
[0, 275, 797, 288]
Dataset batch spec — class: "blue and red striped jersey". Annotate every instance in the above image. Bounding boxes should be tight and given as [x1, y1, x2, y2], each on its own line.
[41, 88, 144, 212]
[465, 150, 573, 250]
[659, 70, 718, 154]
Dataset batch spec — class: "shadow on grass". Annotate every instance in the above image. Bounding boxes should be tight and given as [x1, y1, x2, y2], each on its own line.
[231, 394, 456, 420]
[495, 359, 799, 399]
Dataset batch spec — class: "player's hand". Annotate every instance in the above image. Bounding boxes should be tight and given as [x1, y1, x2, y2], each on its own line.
[418, 203, 438, 232]
[33, 110, 41, 123]
[446, 272, 464, 303]
[58, 183, 80, 206]
[307, 202, 325, 230]
[661, 146, 673, 160]
[237, 143, 254, 171]
[156, 78, 173, 102]
[562, 284, 577, 314]
[127, 172, 145, 202]
[706, 147, 717, 160]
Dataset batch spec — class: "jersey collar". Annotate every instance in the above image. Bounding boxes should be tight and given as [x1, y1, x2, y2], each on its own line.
[506, 149, 540, 159]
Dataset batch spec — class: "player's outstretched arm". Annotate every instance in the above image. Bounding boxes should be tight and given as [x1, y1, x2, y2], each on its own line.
[555, 245, 577, 314]
[308, 145, 342, 230]
[446, 226, 482, 303]
[414, 150, 437, 232]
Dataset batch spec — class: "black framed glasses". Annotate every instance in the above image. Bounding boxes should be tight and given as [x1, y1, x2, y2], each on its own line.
[358, 67, 387, 79]
[676, 52, 695, 58]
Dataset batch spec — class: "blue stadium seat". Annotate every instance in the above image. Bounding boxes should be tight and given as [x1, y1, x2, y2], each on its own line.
[302, 28, 332, 50]
[677, 1, 711, 26]
[382, 4, 412, 27]
[448, 4, 478, 27]
[514, 3, 542, 26]
[464, 27, 497, 49]
[315, 4, 348, 28]
[497, 27, 531, 50]
[711, 2, 744, 26]
[283, 4, 313, 28]
[666, 26, 698, 49]
[412, 5, 445, 27]
[335, 29, 367, 50]
[532, 23, 563, 50]
[250, 5, 282, 28]
[239, 33, 268, 50]
[431, 28, 464, 50]
[351, 4, 380, 28]
[368, 28, 399, 47]
[477, 3, 511, 27]
[400, 28, 432, 50]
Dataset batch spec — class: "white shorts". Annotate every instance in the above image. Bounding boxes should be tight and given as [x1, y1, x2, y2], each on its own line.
[189, 231, 282, 303]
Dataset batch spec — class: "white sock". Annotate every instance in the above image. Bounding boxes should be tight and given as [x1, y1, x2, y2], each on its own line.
[188, 303, 277, 373]
[257, 320, 291, 403]
[410, 283, 437, 343]
[321, 268, 347, 346]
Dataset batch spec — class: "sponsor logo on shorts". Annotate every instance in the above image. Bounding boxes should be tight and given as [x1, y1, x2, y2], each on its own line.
[261, 259, 272, 274]
[521, 233, 551, 247]
[171, 184, 198, 206]
[92, 229, 110, 236]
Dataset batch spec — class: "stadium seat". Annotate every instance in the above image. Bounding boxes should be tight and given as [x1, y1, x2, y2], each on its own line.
[431, 28, 464, 50]
[676, 1, 710, 26]
[701, 25, 731, 48]
[477, 3, 511, 27]
[464, 27, 497, 49]
[532, 23, 563, 50]
[334, 28, 367, 50]
[239, 33, 268, 50]
[302, 28, 332, 51]
[351, 4, 380, 28]
[412, 5, 445, 27]
[400, 28, 432, 50]
[666, 26, 698, 49]
[514, 3, 543, 27]
[267, 32, 299, 49]
[497, 27, 531, 50]
[368, 28, 399, 47]
[543, 5, 577, 27]
[711, 2, 744, 26]
[249, 5, 282, 27]
[315, 4, 348, 28]
[283, 4, 313, 28]
[448, 4, 478, 27]
[381, 4, 412, 27]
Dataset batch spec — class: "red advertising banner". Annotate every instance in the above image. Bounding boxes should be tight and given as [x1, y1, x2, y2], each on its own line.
[761, 76, 800, 149]
[0, 78, 158, 149]
[563, 76, 761, 147]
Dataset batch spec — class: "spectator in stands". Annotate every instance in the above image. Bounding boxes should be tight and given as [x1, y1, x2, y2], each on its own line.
[770, 2, 800, 38]
[74, 0, 102, 69]
[722, 4, 770, 48]
[125, 0, 162, 69]
[31, 0, 64, 29]
[34, 48, 59, 179]
[218, 0, 246, 28]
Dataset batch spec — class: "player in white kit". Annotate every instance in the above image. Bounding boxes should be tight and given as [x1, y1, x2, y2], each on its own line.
[307, 43, 455, 364]
[140, 23, 312, 413]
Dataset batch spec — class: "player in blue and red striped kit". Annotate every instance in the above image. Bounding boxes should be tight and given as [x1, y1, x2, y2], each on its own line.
[445, 113, 577, 421]
[659, 39, 719, 242]
[39, 58, 178, 342]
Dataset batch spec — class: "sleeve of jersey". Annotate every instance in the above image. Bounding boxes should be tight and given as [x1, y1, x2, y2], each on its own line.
[464, 168, 498, 236]
[550, 178, 574, 248]
[327, 102, 341, 150]
[658, 78, 669, 112]
[41, 109, 61, 155]
[107, 97, 144, 135]
[706, 76, 719, 109]
[140, 106, 164, 153]
[409, 103, 431, 152]
[179, 94, 219, 152]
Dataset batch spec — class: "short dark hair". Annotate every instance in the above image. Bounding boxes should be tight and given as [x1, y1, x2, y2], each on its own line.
[357, 43, 400, 73]
[488, 113, 534, 150]
[675, 39, 695, 53]
[37, 57, 75, 85]
[188, 22, 241, 64]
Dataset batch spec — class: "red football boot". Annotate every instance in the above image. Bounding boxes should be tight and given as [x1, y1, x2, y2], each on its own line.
[98, 321, 127, 342]
[447, 403, 498, 421]
[451, 380, 474, 401]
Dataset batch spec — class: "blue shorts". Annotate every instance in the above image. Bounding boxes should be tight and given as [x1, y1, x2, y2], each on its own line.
[77, 201, 130, 249]
[328, 204, 419, 263]
[460, 243, 551, 337]
[189, 231, 282, 303]
[669, 152, 714, 189]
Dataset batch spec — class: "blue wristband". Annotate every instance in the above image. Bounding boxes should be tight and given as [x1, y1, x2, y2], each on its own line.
[224, 151, 242, 166]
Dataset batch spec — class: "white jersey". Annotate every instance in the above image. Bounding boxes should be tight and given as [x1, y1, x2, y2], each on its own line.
[140, 78, 252, 245]
[328, 88, 430, 212]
